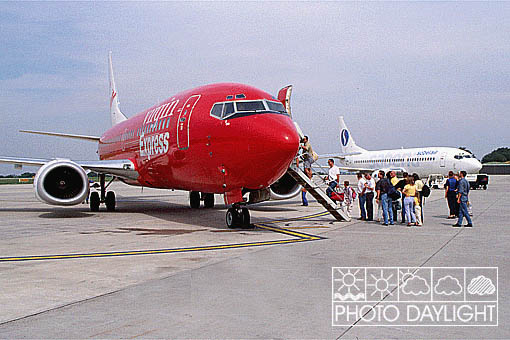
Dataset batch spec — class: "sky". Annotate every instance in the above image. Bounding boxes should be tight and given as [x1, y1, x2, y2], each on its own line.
[1, 1, 509, 175]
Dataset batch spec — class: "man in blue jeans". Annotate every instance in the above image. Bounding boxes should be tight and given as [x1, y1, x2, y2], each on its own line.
[453, 170, 473, 227]
[357, 173, 367, 220]
[375, 170, 394, 226]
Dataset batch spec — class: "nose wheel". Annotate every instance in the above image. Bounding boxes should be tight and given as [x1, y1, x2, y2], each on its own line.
[226, 206, 251, 229]
[189, 192, 215, 209]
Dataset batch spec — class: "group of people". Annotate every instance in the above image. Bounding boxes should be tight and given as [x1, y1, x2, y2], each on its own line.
[296, 136, 472, 228]
[445, 170, 473, 227]
[356, 171, 425, 227]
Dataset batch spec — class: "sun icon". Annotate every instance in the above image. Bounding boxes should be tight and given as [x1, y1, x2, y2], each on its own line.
[367, 269, 397, 299]
[334, 268, 363, 294]
[399, 269, 415, 283]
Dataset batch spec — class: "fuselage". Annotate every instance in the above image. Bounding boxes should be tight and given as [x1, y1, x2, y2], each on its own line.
[341, 147, 482, 178]
[97, 83, 299, 196]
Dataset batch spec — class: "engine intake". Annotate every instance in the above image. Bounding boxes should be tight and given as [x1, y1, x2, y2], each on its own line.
[269, 171, 302, 200]
[34, 160, 89, 206]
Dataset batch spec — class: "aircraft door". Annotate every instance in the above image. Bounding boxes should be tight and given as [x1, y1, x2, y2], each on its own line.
[177, 95, 201, 150]
[440, 153, 446, 167]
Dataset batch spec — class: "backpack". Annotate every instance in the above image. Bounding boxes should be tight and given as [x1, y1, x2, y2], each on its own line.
[387, 181, 401, 200]
[421, 184, 431, 198]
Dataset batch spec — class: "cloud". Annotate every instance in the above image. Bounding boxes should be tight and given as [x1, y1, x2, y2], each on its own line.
[402, 274, 430, 296]
[468, 275, 496, 296]
[435, 275, 462, 296]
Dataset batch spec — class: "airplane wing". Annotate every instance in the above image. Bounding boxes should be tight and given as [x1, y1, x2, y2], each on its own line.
[19, 130, 101, 142]
[0, 157, 138, 180]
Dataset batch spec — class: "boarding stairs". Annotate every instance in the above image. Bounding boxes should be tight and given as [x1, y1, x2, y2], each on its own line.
[287, 161, 351, 222]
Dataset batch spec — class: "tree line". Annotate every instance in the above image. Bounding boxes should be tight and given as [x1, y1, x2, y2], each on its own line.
[482, 147, 510, 163]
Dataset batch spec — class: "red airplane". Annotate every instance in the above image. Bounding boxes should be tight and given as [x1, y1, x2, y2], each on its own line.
[0, 53, 300, 228]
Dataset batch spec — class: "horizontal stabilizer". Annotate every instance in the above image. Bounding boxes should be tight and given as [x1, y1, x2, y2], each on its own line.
[20, 130, 100, 142]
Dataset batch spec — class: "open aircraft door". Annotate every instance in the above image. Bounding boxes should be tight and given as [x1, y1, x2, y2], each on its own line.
[440, 152, 446, 167]
[177, 95, 201, 150]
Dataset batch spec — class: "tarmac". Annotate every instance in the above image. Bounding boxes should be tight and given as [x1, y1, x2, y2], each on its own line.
[0, 175, 508, 339]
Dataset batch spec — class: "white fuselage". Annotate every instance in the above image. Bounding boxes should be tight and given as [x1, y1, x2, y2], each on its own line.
[341, 147, 482, 178]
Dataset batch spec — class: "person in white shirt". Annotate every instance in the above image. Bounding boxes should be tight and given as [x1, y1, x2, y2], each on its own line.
[363, 173, 376, 221]
[357, 173, 367, 220]
[325, 159, 340, 198]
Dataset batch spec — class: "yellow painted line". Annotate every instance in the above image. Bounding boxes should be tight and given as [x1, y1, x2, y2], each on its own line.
[282, 226, 330, 230]
[0, 210, 327, 262]
[265, 211, 330, 224]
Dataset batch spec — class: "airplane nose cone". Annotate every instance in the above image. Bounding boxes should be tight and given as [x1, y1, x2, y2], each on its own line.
[242, 115, 300, 188]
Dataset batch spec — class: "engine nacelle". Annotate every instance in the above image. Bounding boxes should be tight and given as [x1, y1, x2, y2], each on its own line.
[34, 160, 89, 206]
[269, 171, 302, 200]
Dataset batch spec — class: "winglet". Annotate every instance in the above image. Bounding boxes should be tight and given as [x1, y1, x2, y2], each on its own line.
[109, 52, 128, 126]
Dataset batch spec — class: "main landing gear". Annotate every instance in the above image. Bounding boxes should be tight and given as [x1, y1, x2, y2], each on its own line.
[90, 174, 116, 212]
[189, 191, 215, 209]
[226, 204, 251, 229]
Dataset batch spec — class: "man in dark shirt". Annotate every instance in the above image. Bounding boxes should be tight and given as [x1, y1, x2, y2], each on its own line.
[453, 171, 473, 227]
[444, 171, 459, 218]
[394, 172, 408, 223]
[375, 170, 394, 226]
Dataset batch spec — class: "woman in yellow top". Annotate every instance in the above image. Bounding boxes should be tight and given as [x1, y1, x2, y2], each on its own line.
[402, 177, 418, 226]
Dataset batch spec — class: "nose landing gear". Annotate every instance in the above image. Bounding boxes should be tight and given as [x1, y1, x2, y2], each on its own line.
[226, 205, 251, 229]
[189, 191, 215, 209]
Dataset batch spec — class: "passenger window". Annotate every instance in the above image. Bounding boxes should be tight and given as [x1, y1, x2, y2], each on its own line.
[223, 102, 234, 117]
[211, 103, 223, 117]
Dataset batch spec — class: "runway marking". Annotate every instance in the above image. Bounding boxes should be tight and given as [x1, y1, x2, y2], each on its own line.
[0, 212, 329, 262]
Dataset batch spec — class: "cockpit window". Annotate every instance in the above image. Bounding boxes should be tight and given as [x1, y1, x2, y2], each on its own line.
[235, 94, 246, 99]
[211, 103, 223, 117]
[210, 99, 289, 120]
[454, 155, 463, 159]
[223, 102, 234, 117]
[266, 101, 286, 113]
[236, 101, 265, 112]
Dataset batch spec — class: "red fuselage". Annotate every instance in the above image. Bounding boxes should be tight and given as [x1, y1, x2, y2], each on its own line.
[98, 83, 299, 203]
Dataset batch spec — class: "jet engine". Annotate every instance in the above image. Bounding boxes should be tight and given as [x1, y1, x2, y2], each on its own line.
[34, 159, 89, 206]
[268, 171, 302, 200]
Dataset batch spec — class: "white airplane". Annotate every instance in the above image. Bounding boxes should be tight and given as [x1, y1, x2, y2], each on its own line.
[327, 116, 482, 178]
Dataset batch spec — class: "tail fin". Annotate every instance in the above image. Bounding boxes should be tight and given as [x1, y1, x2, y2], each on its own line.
[108, 52, 128, 126]
[339, 116, 366, 154]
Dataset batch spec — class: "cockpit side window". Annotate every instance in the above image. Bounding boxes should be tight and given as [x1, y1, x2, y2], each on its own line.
[211, 103, 223, 117]
[266, 100, 286, 113]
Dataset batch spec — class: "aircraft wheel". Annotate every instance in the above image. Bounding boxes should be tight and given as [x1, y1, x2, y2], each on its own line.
[90, 192, 100, 212]
[241, 207, 252, 228]
[483, 185, 487, 190]
[226, 208, 241, 229]
[105, 191, 116, 212]
[204, 193, 215, 208]
[190, 191, 200, 209]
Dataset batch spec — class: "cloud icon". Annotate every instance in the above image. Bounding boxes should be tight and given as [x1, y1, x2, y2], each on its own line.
[435, 275, 462, 295]
[468, 275, 496, 296]
[402, 274, 430, 296]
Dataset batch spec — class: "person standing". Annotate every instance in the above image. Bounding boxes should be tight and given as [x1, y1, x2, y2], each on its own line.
[342, 180, 356, 217]
[413, 173, 425, 223]
[325, 159, 340, 198]
[390, 171, 400, 219]
[453, 171, 473, 227]
[364, 173, 376, 221]
[299, 136, 314, 206]
[444, 171, 459, 219]
[402, 177, 418, 226]
[395, 172, 408, 223]
[375, 170, 394, 226]
[357, 173, 367, 220]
